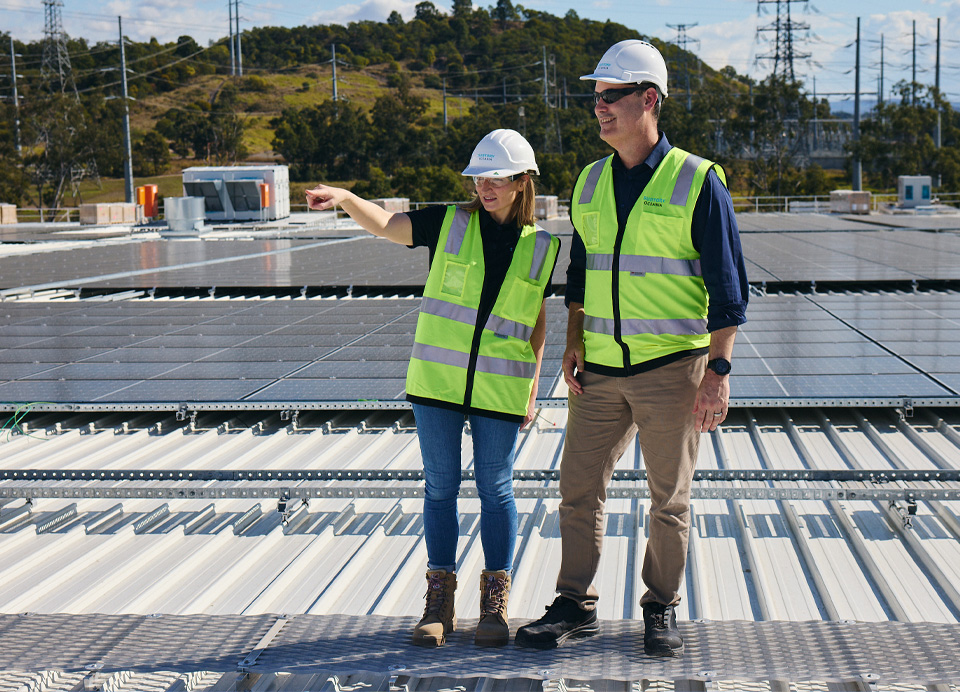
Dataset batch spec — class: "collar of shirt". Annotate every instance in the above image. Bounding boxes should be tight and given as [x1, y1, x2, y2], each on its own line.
[477, 206, 522, 249]
[611, 131, 671, 176]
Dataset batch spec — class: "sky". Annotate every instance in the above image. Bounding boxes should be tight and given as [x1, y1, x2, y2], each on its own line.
[2, 0, 958, 111]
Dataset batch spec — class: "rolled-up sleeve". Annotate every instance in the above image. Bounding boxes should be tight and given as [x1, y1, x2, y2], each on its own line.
[692, 169, 749, 331]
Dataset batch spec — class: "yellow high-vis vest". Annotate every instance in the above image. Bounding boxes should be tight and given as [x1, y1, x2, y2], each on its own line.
[406, 206, 559, 417]
[571, 147, 725, 369]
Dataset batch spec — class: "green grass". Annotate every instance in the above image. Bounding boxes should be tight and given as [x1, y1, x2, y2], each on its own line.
[67, 174, 184, 206]
[127, 64, 459, 160]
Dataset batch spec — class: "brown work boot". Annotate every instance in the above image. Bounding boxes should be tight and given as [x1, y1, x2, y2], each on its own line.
[475, 569, 511, 647]
[412, 569, 457, 647]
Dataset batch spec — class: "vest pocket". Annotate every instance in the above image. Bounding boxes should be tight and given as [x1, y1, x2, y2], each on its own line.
[581, 212, 601, 249]
[498, 277, 541, 330]
[441, 260, 470, 297]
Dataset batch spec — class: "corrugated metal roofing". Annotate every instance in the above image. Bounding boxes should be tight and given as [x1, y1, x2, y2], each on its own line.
[4, 213, 960, 690]
[2, 405, 960, 688]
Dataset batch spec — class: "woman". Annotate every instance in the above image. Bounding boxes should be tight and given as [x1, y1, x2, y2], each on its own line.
[306, 129, 559, 648]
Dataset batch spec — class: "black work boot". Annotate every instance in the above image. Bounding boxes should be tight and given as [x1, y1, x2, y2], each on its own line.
[514, 595, 599, 649]
[642, 602, 683, 657]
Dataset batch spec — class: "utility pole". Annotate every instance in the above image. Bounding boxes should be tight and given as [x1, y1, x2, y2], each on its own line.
[853, 17, 861, 191]
[879, 34, 884, 106]
[9, 36, 21, 155]
[542, 45, 549, 153]
[331, 44, 338, 101]
[228, 0, 235, 76]
[541, 45, 548, 107]
[935, 17, 941, 187]
[119, 17, 134, 204]
[911, 19, 916, 106]
[235, 0, 242, 77]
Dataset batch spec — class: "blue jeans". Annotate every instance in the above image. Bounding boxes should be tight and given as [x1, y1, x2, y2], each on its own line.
[412, 403, 519, 573]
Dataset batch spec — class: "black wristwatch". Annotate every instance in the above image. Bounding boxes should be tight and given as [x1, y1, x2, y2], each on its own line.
[707, 358, 732, 376]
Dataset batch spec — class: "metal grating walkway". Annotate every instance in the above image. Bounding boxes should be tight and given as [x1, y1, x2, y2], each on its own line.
[1, 614, 959, 686]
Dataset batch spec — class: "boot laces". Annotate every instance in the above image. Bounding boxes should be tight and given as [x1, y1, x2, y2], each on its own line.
[423, 573, 448, 614]
[480, 574, 507, 615]
[648, 605, 671, 630]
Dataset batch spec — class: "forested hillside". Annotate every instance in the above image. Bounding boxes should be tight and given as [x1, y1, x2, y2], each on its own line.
[1, 1, 957, 208]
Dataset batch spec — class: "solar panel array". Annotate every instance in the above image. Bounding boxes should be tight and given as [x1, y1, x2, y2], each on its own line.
[2, 292, 958, 407]
[0, 297, 568, 405]
[4, 222, 960, 292]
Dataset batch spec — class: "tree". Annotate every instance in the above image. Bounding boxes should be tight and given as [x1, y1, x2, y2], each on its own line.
[415, 1, 443, 21]
[493, 0, 518, 28]
[393, 165, 468, 201]
[725, 76, 813, 196]
[452, 0, 472, 18]
[387, 10, 404, 26]
[852, 82, 953, 189]
[271, 101, 370, 180]
[136, 129, 171, 176]
[20, 93, 100, 214]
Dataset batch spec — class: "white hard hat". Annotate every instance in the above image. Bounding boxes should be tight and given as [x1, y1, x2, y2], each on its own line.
[580, 39, 669, 98]
[461, 128, 539, 177]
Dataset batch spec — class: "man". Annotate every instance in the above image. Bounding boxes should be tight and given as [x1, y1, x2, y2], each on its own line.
[515, 39, 748, 657]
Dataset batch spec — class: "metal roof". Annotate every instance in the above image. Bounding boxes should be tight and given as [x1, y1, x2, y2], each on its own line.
[3, 213, 960, 690]
[1, 405, 960, 688]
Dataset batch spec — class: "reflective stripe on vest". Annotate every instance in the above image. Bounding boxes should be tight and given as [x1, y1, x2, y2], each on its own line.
[411, 342, 536, 380]
[443, 207, 472, 255]
[584, 314, 708, 337]
[578, 156, 611, 205]
[586, 253, 702, 277]
[484, 313, 533, 342]
[422, 294, 535, 342]
[670, 153, 706, 206]
[420, 296, 477, 326]
[530, 229, 553, 281]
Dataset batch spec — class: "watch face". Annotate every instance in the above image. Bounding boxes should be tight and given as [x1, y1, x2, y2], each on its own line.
[709, 358, 731, 375]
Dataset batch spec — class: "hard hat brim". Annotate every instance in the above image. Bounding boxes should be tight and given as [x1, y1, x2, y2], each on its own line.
[579, 72, 634, 84]
[461, 165, 538, 177]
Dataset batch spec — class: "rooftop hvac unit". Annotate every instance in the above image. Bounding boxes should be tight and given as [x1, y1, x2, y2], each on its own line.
[181, 165, 290, 221]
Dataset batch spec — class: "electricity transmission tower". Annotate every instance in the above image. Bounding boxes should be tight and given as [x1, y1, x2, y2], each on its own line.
[41, 0, 75, 93]
[36, 0, 99, 212]
[756, 0, 811, 82]
[667, 23, 699, 111]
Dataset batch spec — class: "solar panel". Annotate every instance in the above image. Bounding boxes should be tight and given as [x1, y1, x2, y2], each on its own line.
[3, 294, 959, 406]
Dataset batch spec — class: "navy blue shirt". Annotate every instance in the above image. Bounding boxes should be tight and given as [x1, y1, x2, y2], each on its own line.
[565, 133, 748, 374]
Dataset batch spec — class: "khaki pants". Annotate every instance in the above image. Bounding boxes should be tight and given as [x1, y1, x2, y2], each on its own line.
[557, 354, 706, 610]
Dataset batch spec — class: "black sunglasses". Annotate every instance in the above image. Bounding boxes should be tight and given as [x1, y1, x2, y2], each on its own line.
[593, 85, 645, 105]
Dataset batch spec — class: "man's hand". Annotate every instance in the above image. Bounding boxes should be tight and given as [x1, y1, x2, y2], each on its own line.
[562, 342, 585, 395]
[563, 303, 586, 395]
[693, 369, 729, 432]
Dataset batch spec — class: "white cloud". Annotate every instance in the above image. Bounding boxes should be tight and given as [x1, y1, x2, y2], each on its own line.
[306, 0, 420, 25]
